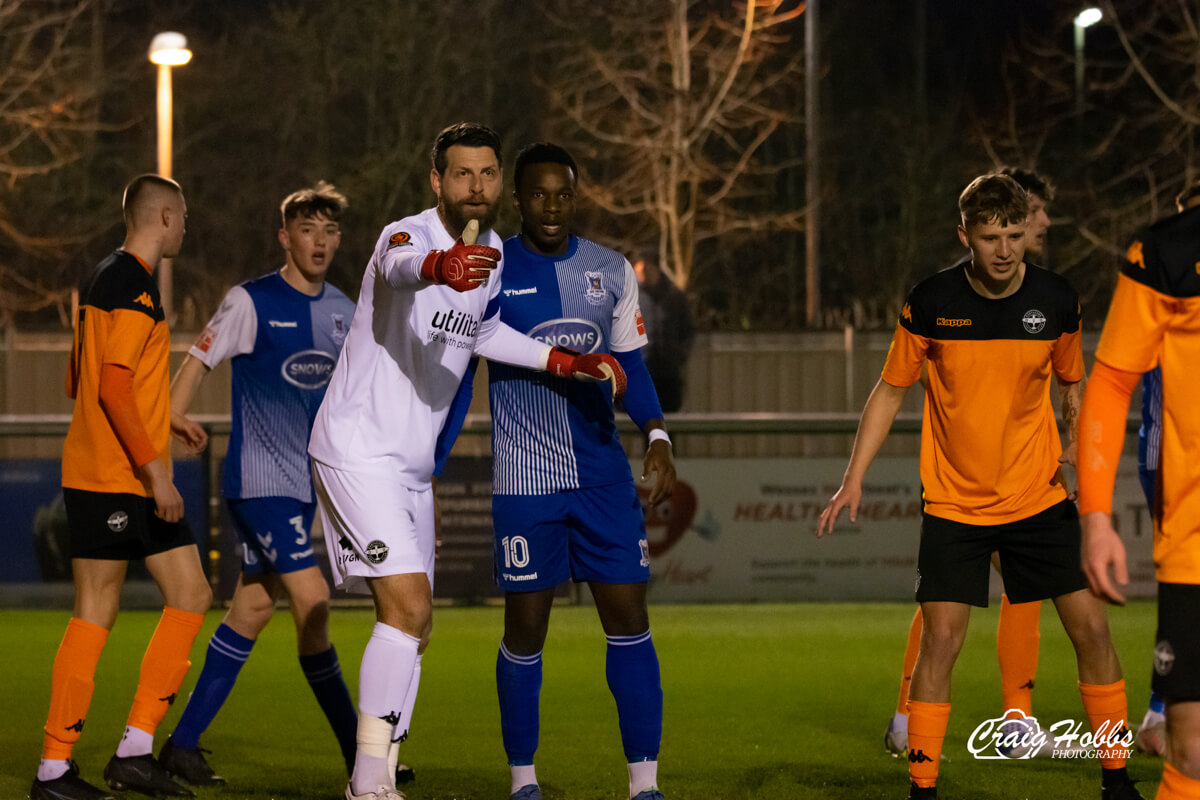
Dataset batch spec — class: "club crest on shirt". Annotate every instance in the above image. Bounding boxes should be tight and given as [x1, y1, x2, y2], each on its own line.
[331, 313, 347, 346]
[584, 271, 606, 305]
[1022, 309, 1047, 334]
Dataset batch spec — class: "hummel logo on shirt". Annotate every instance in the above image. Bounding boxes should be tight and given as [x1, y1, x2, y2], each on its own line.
[503, 287, 538, 297]
[269, 320, 298, 328]
[133, 292, 154, 309]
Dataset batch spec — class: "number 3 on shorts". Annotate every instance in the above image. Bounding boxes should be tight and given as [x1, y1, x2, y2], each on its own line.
[290, 514, 308, 546]
[500, 535, 530, 569]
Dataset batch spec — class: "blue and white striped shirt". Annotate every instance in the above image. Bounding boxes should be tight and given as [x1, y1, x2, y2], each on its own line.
[191, 271, 354, 501]
[489, 234, 648, 495]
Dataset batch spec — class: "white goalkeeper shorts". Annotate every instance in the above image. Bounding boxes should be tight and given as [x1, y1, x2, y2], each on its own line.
[311, 459, 435, 595]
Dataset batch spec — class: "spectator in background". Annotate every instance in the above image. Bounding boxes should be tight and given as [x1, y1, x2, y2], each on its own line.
[632, 246, 695, 413]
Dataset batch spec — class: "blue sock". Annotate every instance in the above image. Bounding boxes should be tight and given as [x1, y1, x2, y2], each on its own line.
[300, 645, 358, 773]
[606, 631, 662, 762]
[1149, 690, 1165, 715]
[171, 623, 254, 749]
[496, 641, 542, 765]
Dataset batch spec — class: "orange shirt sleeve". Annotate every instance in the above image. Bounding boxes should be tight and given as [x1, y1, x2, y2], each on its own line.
[1077, 360, 1141, 515]
[98, 362, 159, 467]
[1094, 274, 1172, 374]
[103, 307, 155, 370]
[1051, 329, 1084, 383]
[881, 324, 928, 388]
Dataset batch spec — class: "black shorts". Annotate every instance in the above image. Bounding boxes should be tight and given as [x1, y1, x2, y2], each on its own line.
[915, 499, 1088, 607]
[1152, 583, 1200, 703]
[64, 487, 194, 560]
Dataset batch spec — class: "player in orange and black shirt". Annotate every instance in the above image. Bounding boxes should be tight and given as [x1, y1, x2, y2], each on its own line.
[32, 175, 211, 800]
[1080, 181, 1200, 800]
[819, 174, 1140, 800]
[884, 169, 1058, 757]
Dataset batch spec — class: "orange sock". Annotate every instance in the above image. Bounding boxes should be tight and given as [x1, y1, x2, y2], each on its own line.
[1158, 762, 1200, 799]
[1079, 679, 1131, 769]
[42, 617, 110, 760]
[906, 700, 951, 788]
[997, 594, 1040, 717]
[126, 607, 204, 735]
[897, 607, 923, 715]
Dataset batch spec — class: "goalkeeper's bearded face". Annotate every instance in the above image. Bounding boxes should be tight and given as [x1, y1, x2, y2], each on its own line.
[433, 144, 503, 237]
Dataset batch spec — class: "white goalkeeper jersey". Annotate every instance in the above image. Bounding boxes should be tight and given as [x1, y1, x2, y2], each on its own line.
[308, 207, 547, 489]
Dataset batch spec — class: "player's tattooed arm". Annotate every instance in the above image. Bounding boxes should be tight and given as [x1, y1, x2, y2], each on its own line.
[1058, 372, 1086, 463]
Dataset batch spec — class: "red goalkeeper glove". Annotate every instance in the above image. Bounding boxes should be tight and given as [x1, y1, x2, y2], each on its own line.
[419, 239, 500, 292]
[545, 346, 627, 400]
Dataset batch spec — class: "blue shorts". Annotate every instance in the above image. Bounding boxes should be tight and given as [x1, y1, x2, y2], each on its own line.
[227, 497, 317, 575]
[492, 482, 649, 592]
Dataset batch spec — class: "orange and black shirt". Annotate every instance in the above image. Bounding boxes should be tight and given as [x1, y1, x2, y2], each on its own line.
[62, 250, 171, 497]
[1094, 206, 1200, 583]
[881, 262, 1083, 524]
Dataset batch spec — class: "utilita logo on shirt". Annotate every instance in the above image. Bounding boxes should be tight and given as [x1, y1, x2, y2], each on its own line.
[430, 309, 480, 339]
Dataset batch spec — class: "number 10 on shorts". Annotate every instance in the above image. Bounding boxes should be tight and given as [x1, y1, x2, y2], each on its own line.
[500, 535, 530, 569]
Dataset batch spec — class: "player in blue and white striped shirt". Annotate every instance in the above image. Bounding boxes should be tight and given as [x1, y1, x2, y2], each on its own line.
[158, 183, 375, 787]
[449, 143, 676, 800]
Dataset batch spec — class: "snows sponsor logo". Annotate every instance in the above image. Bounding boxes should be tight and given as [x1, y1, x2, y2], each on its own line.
[281, 349, 337, 389]
[528, 318, 602, 353]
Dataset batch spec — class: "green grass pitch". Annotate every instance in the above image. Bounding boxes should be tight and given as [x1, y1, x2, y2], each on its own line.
[0, 602, 1163, 799]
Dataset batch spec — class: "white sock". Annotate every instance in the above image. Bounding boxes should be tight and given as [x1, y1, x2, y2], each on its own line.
[387, 653, 422, 776]
[511, 764, 537, 794]
[37, 759, 70, 782]
[394, 654, 422, 744]
[352, 622, 420, 795]
[628, 759, 658, 797]
[891, 711, 908, 733]
[115, 725, 153, 758]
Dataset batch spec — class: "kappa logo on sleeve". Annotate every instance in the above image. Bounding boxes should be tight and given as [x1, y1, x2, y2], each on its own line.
[388, 232, 412, 249]
[1126, 240, 1145, 269]
[133, 292, 154, 309]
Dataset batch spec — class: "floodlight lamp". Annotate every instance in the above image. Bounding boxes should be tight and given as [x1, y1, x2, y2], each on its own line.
[1074, 8, 1102, 29]
[149, 32, 191, 66]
